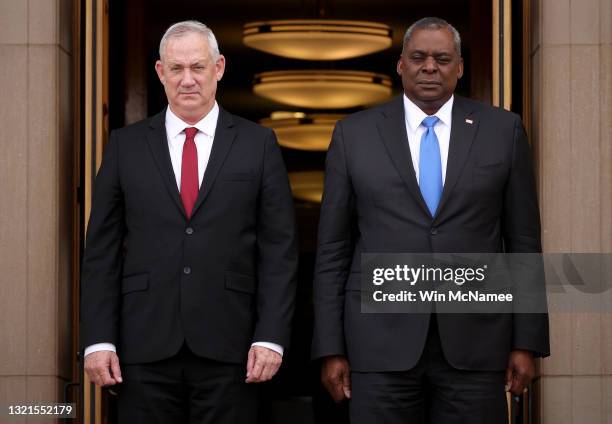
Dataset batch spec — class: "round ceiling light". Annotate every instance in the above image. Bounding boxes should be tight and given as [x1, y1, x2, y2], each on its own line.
[243, 19, 392, 60]
[260, 112, 344, 151]
[288, 171, 324, 203]
[253, 70, 393, 109]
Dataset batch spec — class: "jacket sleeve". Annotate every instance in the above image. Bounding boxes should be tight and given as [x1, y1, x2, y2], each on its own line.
[80, 131, 125, 350]
[503, 116, 550, 358]
[253, 129, 298, 349]
[312, 121, 356, 359]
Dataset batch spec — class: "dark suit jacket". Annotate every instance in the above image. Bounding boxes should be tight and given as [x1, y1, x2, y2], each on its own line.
[81, 106, 298, 365]
[312, 95, 549, 372]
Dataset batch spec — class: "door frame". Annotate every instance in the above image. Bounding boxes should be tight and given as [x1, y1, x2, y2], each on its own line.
[79, 0, 109, 423]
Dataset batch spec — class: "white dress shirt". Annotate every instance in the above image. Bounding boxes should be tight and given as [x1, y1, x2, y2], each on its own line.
[84, 103, 283, 358]
[165, 103, 218, 189]
[402, 94, 454, 185]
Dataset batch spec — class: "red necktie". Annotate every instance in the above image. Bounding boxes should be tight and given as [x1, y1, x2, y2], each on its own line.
[180, 127, 199, 218]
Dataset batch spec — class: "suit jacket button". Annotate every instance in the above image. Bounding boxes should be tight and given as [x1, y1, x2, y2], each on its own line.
[185, 227, 194, 235]
[183, 266, 191, 275]
[430, 227, 438, 235]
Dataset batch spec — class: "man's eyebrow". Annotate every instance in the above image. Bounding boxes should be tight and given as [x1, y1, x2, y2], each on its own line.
[166, 58, 208, 66]
[408, 49, 454, 56]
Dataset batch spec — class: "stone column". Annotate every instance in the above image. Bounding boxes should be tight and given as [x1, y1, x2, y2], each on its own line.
[0, 0, 75, 420]
[531, 0, 612, 421]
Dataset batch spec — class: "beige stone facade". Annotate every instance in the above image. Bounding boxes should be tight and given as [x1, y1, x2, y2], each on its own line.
[0, 0, 75, 421]
[0, 0, 610, 422]
[532, 0, 612, 421]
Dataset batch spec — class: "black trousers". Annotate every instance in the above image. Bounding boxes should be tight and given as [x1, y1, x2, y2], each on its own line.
[349, 316, 507, 424]
[116, 343, 258, 424]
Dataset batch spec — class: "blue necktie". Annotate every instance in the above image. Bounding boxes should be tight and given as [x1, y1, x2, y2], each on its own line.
[419, 116, 442, 216]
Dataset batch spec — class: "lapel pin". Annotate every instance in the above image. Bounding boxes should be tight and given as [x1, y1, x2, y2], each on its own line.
[465, 118, 473, 124]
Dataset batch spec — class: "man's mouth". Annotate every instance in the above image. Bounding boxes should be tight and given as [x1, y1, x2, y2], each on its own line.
[417, 81, 441, 86]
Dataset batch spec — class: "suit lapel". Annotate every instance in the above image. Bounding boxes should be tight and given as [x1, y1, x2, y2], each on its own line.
[146, 109, 186, 217]
[190, 108, 237, 217]
[434, 96, 479, 219]
[376, 96, 431, 217]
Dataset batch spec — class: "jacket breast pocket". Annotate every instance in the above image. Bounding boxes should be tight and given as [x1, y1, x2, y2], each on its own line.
[121, 273, 149, 294]
[471, 160, 506, 194]
[221, 172, 255, 181]
[225, 271, 256, 294]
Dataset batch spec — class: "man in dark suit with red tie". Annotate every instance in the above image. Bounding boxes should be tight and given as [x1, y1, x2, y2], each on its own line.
[312, 17, 549, 423]
[81, 20, 298, 423]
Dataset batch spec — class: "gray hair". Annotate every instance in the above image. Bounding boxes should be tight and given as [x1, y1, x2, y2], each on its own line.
[402, 17, 462, 56]
[159, 20, 220, 61]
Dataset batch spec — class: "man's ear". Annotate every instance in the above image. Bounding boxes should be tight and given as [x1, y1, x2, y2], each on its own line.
[457, 57, 464, 79]
[215, 55, 226, 82]
[155, 60, 165, 85]
[396, 56, 404, 76]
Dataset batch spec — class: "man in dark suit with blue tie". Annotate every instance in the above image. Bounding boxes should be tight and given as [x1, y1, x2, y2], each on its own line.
[312, 17, 549, 423]
[81, 20, 298, 423]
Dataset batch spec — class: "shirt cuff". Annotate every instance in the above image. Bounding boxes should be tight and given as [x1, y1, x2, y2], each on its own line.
[84, 343, 116, 357]
[251, 342, 284, 356]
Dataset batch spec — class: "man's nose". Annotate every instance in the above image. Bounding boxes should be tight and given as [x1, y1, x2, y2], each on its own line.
[181, 69, 195, 85]
[421, 56, 438, 73]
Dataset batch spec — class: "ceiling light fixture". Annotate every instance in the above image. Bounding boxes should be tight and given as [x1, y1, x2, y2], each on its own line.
[260, 112, 343, 151]
[243, 19, 392, 60]
[253, 70, 392, 109]
[288, 171, 324, 203]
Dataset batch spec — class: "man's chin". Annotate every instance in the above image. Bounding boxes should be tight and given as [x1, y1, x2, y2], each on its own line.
[414, 87, 445, 99]
[175, 99, 202, 109]
[170, 102, 213, 122]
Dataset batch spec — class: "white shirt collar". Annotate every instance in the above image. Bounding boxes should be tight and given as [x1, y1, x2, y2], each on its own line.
[165, 102, 220, 139]
[403, 94, 454, 132]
